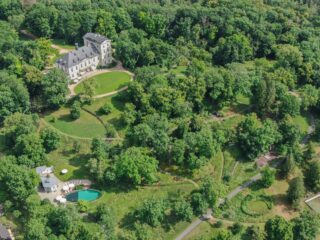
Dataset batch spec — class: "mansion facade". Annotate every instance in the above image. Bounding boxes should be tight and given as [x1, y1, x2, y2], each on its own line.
[56, 33, 112, 82]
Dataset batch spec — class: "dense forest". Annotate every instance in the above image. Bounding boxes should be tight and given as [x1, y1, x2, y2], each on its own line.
[0, 0, 320, 239]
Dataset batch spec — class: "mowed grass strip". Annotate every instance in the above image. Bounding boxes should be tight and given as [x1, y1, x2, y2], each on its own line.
[75, 71, 131, 95]
[44, 107, 106, 138]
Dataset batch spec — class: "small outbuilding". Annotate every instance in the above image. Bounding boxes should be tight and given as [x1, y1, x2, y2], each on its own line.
[0, 224, 12, 240]
[41, 175, 58, 193]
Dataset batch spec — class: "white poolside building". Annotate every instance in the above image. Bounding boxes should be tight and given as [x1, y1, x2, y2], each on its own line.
[56, 33, 113, 82]
[36, 166, 59, 193]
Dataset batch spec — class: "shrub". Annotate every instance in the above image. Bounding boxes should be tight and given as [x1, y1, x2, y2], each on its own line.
[99, 103, 113, 115]
[70, 101, 81, 120]
[105, 124, 117, 138]
[215, 220, 223, 228]
[241, 194, 273, 217]
[230, 222, 243, 234]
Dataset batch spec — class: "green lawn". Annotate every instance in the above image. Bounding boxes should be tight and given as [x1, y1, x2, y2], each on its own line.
[43, 107, 106, 138]
[89, 173, 196, 238]
[292, 114, 309, 135]
[47, 136, 91, 181]
[75, 71, 132, 95]
[51, 39, 75, 50]
[84, 95, 127, 137]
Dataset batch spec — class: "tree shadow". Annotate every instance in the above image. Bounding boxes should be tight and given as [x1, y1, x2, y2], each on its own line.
[58, 114, 74, 122]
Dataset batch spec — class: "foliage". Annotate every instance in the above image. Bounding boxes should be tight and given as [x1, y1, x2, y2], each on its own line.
[110, 147, 158, 186]
[40, 127, 61, 152]
[287, 176, 305, 208]
[134, 198, 167, 227]
[237, 114, 280, 160]
[264, 216, 293, 240]
[260, 167, 276, 188]
[305, 161, 320, 192]
[70, 101, 81, 120]
[41, 68, 68, 109]
[292, 211, 320, 240]
[241, 194, 273, 217]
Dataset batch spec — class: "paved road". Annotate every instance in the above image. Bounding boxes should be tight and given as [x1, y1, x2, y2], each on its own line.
[175, 113, 316, 240]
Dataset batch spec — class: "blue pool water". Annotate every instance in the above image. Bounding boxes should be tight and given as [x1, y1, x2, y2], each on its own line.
[66, 189, 101, 202]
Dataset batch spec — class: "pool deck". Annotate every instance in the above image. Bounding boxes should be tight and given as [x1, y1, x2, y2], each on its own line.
[37, 176, 92, 205]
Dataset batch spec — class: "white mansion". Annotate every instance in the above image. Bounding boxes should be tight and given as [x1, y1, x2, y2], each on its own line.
[56, 33, 112, 82]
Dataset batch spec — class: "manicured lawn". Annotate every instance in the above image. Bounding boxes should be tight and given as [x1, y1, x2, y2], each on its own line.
[43, 107, 106, 138]
[75, 71, 132, 95]
[51, 39, 75, 50]
[83, 95, 127, 137]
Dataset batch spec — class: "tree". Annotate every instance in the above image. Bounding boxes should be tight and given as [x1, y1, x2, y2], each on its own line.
[14, 133, 47, 167]
[275, 44, 303, 70]
[190, 192, 208, 215]
[91, 138, 110, 160]
[24, 3, 58, 38]
[265, 216, 293, 240]
[251, 74, 276, 117]
[113, 147, 158, 186]
[82, 78, 96, 103]
[0, 161, 39, 204]
[2, 113, 38, 147]
[40, 127, 60, 152]
[214, 34, 253, 65]
[135, 198, 167, 227]
[282, 153, 296, 178]
[41, 68, 68, 109]
[99, 103, 112, 115]
[260, 167, 276, 188]
[300, 84, 318, 111]
[94, 204, 116, 239]
[0, 71, 30, 121]
[287, 176, 305, 208]
[292, 211, 320, 240]
[237, 114, 280, 160]
[171, 197, 193, 222]
[70, 101, 81, 120]
[244, 225, 265, 240]
[48, 207, 74, 236]
[213, 229, 232, 240]
[77, 200, 89, 213]
[204, 67, 238, 108]
[305, 161, 320, 192]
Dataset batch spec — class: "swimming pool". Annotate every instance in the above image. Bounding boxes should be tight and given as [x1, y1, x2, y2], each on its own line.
[66, 189, 101, 202]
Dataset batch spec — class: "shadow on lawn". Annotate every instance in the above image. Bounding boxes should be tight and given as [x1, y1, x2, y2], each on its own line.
[58, 114, 75, 122]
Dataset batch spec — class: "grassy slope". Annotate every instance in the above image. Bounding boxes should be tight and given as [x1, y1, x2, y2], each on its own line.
[75, 72, 131, 95]
[89, 173, 196, 238]
[84, 95, 127, 137]
[44, 107, 106, 138]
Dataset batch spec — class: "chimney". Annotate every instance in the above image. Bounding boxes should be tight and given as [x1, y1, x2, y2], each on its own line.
[75, 43, 79, 50]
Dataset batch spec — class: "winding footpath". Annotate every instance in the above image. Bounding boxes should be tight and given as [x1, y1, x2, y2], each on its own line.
[175, 113, 316, 240]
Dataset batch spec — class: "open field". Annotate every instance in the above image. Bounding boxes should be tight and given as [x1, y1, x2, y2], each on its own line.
[51, 39, 75, 50]
[75, 71, 131, 95]
[43, 108, 106, 138]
